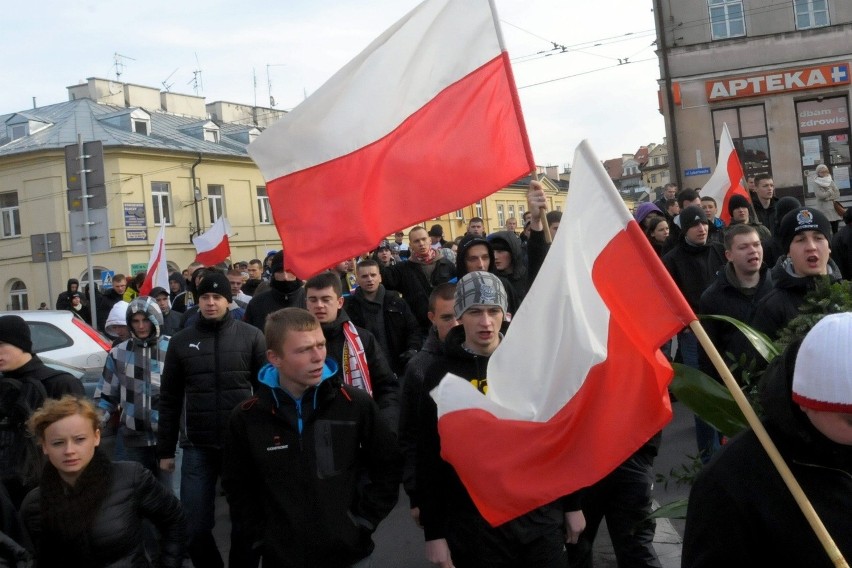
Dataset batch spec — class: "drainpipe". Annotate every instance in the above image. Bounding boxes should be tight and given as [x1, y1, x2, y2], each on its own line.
[191, 153, 203, 238]
[654, 0, 681, 187]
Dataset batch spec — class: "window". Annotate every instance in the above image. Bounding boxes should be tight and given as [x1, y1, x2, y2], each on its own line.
[709, 0, 745, 40]
[455, 209, 464, 220]
[204, 127, 220, 143]
[257, 186, 271, 224]
[207, 184, 225, 222]
[508, 205, 515, 221]
[796, 97, 851, 196]
[151, 182, 172, 225]
[711, 105, 772, 178]
[475, 200, 483, 218]
[497, 204, 505, 227]
[8, 280, 28, 311]
[133, 120, 148, 135]
[519, 205, 525, 220]
[794, 0, 829, 29]
[10, 124, 27, 140]
[0, 192, 20, 238]
[651, 174, 658, 183]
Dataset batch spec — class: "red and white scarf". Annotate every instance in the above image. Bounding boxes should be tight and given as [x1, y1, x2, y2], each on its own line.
[341, 322, 372, 396]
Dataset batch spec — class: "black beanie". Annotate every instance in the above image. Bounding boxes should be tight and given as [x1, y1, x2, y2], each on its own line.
[680, 205, 709, 232]
[195, 272, 233, 302]
[779, 207, 831, 254]
[727, 194, 751, 216]
[0, 315, 33, 354]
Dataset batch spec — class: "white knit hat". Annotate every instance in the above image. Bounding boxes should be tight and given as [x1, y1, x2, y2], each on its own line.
[792, 312, 852, 413]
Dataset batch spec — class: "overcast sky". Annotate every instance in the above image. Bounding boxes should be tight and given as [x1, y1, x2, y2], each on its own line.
[2, 0, 665, 166]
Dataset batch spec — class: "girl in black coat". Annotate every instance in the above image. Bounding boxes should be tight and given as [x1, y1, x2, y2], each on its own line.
[21, 396, 185, 568]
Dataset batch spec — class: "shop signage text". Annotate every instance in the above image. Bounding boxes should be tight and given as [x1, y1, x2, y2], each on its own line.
[706, 63, 850, 102]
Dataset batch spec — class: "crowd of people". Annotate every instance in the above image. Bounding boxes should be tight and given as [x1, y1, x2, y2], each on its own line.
[0, 176, 850, 567]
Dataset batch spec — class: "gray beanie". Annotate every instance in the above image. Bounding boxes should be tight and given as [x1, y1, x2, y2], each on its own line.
[454, 271, 508, 319]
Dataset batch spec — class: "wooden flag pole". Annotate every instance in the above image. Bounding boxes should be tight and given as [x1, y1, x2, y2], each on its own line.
[690, 320, 848, 568]
[531, 172, 552, 244]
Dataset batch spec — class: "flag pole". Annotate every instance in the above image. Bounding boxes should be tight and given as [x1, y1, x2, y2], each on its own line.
[531, 171, 552, 244]
[690, 320, 849, 567]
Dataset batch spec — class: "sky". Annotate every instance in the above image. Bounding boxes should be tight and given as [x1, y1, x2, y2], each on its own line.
[1, 0, 665, 167]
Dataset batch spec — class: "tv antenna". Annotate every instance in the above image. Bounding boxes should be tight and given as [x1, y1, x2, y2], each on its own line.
[114, 52, 135, 81]
[162, 67, 179, 92]
[267, 64, 286, 107]
[189, 53, 204, 95]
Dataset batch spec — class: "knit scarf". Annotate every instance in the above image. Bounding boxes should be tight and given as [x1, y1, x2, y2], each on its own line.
[410, 247, 438, 264]
[341, 322, 372, 396]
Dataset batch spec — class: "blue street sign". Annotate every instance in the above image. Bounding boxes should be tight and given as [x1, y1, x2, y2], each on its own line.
[684, 167, 711, 177]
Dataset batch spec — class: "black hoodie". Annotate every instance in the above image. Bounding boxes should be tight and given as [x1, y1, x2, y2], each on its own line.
[486, 231, 530, 308]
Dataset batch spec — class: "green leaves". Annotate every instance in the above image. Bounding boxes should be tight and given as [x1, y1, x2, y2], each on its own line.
[700, 314, 779, 363]
[670, 363, 748, 437]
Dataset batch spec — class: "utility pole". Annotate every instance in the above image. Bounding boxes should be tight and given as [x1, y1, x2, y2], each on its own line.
[78, 134, 98, 328]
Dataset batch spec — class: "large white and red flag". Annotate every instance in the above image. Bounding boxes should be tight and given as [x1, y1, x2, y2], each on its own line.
[699, 122, 751, 225]
[193, 216, 232, 266]
[248, 0, 534, 279]
[431, 140, 697, 526]
[139, 224, 169, 296]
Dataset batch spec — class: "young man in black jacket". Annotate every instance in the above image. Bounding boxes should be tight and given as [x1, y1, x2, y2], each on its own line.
[223, 308, 401, 568]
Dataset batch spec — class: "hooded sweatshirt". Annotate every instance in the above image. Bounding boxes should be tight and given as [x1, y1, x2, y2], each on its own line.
[96, 297, 170, 447]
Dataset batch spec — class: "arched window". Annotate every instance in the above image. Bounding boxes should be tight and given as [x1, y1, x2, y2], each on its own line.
[8, 280, 28, 310]
[78, 266, 111, 293]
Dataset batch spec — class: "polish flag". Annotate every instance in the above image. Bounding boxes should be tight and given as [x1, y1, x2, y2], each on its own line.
[431, 140, 697, 526]
[139, 224, 169, 296]
[248, 0, 534, 279]
[699, 123, 750, 225]
[193, 216, 232, 266]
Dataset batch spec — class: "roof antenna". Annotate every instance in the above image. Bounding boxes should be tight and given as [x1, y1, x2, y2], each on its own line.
[266, 64, 285, 107]
[162, 67, 179, 92]
[189, 53, 204, 95]
[114, 53, 135, 81]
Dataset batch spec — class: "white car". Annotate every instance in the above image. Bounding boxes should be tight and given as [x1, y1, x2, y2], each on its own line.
[0, 310, 112, 374]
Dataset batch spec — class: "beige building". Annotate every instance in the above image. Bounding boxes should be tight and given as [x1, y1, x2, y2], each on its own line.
[0, 78, 569, 314]
[654, 0, 852, 206]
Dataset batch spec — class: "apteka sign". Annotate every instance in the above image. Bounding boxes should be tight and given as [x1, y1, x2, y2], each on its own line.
[706, 63, 850, 102]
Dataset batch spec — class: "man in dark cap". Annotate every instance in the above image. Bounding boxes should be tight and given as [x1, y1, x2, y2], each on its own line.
[663, 205, 726, 462]
[0, 315, 84, 400]
[751, 207, 841, 340]
[243, 250, 306, 331]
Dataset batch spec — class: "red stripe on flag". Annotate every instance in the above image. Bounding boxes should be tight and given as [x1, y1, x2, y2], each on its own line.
[437, 223, 693, 526]
[266, 53, 534, 279]
[195, 235, 230, 266]
[139, 241, 164, 296]
[718, 150, 751, 226]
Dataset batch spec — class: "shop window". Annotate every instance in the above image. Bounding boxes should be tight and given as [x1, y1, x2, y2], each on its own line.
[711, 105, 771, 178]
[796, 97, 851, 196]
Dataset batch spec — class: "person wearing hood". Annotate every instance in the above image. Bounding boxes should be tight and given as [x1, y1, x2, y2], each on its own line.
[304, 272, 400, 433]
[683, 312, 852, 566]
[222, 308, 401, 568]
[809, 163, 843, 234]
[751, 207, 842, 341]
[168, 272, 189, 313]
[157, 271, 266, 568]
[455, 236, 520, 317]
[244, 250, 306, 331]
[55, 278, 80, 311]
[487, 230, 530, 308]
[151, 286, 182, 336]
[95, 297, 171, 480]
[104, 301, 131, 345]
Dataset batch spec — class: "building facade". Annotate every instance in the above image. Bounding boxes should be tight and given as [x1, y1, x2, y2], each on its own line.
[655, 0, 852, 206]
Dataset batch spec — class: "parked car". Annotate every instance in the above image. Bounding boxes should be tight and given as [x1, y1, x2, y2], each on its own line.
[0, 310, 111, 374]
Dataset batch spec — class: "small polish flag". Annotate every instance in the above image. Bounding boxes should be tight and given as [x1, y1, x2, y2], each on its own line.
[700, 123, 751, 225]
[139, 224, 169, 296]
[193, 217, 232, 266]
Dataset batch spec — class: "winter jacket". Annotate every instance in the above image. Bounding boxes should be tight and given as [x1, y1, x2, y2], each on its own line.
[380, 256, 456, 333]
[222, 363, 401, 568]
[96, 297, 170, 447]
[662, 238, 726, 310]
[454, 237, 520, 316]
[1, 355, 83, 400]
[831, 219, 852, 280]
[21, 456, 185, 568]
[697, 263, 773, 383]
[683, 338, 852, 567]
[55, 279, 79, 311]
[750, 257, 843, 340]
[416, 326, 571, 552]
[157, 315, 266, 458]
[344, 286, 423, 375]
[753, 196, 779, 236]
[319, 312, 400, 434]
[243, 278, 306, 330]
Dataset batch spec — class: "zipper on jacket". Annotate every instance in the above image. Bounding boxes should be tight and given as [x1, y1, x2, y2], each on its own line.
[294, 397, 304, 449]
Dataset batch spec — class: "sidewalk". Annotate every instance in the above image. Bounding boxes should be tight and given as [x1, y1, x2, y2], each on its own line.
[593, 503, 683, 568]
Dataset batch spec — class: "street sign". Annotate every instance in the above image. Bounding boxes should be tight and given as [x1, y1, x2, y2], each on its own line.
[684, 167, 711, 177]
[30, 233, 63, 263]
[70, 209, 111, 254]
[102, 270, 115, 290]
[65, 141, 106, 210]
